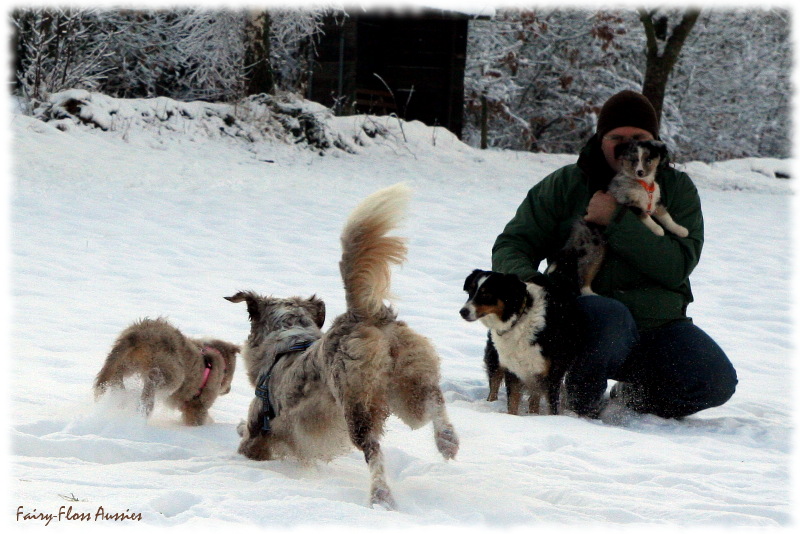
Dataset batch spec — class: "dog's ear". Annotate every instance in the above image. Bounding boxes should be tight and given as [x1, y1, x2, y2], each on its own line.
[306, 295, 326, 328]
[208, 339, 241, 356]
[464, 269, 487, 293]
[649, 140, 669, 161]
[225, 291, 260, 323]
[503, 272, 527, 291]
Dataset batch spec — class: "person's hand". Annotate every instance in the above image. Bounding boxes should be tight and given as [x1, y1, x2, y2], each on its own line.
[584, 191, 618, 226]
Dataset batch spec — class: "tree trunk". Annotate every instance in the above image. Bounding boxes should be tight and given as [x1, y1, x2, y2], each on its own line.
[638, 9, 701, 123]
[480, 95, 488, 149]
[244, 11, 273, 96]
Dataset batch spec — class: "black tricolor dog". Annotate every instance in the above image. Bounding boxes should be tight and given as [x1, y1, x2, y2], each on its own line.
[460, 270, 583, 415]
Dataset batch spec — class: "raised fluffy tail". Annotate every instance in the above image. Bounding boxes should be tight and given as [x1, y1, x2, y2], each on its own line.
[340, 183, 411, 319]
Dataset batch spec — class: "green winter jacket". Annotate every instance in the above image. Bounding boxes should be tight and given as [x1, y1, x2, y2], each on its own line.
[491, 135, 704, 331]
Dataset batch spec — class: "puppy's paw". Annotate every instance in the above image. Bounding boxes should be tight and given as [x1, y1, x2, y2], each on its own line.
[181, 409, 210, 426]
[435, 425, 459, 460]
[236, 419, 246, 437]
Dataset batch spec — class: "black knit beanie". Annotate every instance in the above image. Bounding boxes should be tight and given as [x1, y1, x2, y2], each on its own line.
[596, 90, 659, 139]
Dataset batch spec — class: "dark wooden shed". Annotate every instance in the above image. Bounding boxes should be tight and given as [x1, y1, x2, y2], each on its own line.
[308, 9, 477, 139]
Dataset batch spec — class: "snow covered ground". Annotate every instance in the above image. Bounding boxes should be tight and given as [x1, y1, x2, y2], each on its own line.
[7, 92, 796, 530]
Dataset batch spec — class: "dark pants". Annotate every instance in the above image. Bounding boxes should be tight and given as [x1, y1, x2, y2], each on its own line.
[565, 295, 738, 419]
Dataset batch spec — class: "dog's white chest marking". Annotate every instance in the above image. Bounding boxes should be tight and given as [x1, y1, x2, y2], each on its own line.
[483, 284, 549, 381]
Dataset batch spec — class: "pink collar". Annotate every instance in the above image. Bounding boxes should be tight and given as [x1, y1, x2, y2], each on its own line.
[196, 346, 225, 397]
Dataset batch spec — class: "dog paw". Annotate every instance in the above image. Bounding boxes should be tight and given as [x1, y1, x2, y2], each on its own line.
[435, 426, 459, 460]
[181, 411, 210, 426]
[137, 401, 154, 419]
[236, 420, 246, 437]
[370, 487, 396, 511]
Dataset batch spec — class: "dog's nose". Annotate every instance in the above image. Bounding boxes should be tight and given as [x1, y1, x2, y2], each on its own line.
[637, 169, 645, 177]
[459, 307, 470, 319]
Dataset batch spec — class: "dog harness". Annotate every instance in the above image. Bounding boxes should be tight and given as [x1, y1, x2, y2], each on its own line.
[635, 179, 657, 214]
[254, 340, 315, 434]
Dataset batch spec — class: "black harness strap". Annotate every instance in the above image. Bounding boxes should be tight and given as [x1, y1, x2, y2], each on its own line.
[254, 341, 315, 435]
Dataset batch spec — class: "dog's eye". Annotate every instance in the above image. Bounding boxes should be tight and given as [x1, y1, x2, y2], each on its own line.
[475, 291, 495, 304]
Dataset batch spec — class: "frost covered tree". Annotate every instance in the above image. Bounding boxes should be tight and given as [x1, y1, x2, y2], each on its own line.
[243, 8, 327, 95]
[95, 10, 249, 101]
[12, 7, 327, 104]
[638, 8, 700, 123]
[266, 8, 327, 92]
[464, 8, 790, 160]
[12, 9, 250, 103]
[666, 9, 791, 161]
[169, 10, 250, 100]
[12, 8, 118, 102]
[464, 9, 643, 153]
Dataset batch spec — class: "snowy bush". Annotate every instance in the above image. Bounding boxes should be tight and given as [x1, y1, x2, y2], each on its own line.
[33, 89, 369, 155]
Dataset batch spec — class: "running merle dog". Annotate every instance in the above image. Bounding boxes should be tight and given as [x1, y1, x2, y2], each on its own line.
[228, 184, 458, 510]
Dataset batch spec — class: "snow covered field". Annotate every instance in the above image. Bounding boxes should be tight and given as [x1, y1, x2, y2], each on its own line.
[7, 92, 795, 530]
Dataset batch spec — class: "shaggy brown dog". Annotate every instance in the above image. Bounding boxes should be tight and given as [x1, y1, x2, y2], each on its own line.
[227, 183, 459, 510]
[94, 317, 239, 425]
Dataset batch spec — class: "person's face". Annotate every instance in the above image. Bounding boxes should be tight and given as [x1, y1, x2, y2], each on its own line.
[601, 126, 654, 171]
